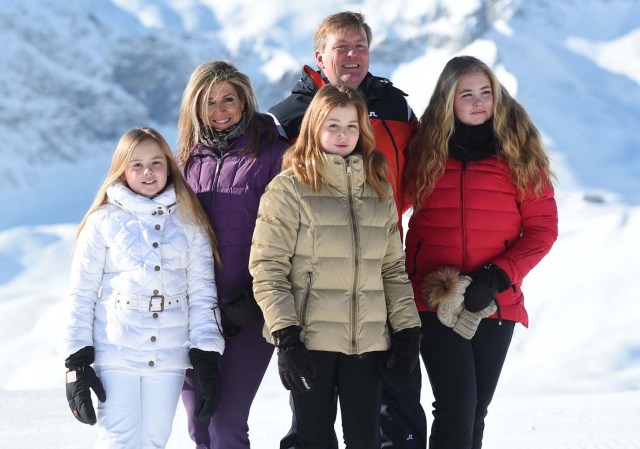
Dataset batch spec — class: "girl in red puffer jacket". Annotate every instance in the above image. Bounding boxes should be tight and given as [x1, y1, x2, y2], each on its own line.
[404, 55, 558, 449]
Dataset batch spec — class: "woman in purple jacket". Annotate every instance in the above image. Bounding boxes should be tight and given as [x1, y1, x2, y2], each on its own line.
[176, 60, 288, 449]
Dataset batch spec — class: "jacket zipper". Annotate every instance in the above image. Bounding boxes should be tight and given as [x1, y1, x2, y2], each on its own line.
[301, 272, 312, 326]
[346, 159, 360, 354]
[460, 161, 468, 272]
[212, 153, 229, 192]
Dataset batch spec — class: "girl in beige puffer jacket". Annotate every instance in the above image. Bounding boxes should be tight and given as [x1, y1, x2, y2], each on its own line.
[249, 85, 420, 449]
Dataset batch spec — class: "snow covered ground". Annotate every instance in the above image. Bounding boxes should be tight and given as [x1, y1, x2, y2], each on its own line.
[1, 193, 639, 448]
[1, 368, 640, 448]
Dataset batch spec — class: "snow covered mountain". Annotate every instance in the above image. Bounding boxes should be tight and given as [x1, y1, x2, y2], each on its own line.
[2, 0, 640, 230]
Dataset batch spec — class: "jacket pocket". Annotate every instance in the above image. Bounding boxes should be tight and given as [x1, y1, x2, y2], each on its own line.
[406, 241, 422, 280]
[300, 272, 312, 326]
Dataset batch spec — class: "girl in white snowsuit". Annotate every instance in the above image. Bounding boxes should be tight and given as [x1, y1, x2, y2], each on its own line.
[61, 127, 225, 449]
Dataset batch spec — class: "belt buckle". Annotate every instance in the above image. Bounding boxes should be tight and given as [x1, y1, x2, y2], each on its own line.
[149, 295, 165, 312]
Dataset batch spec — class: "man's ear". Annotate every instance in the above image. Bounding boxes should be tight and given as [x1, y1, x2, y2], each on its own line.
[315, 51, 324, 70]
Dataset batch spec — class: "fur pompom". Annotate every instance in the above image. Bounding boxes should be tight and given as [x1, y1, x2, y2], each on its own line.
[423, 267, 464, 307]
[422, 267, 473, 328]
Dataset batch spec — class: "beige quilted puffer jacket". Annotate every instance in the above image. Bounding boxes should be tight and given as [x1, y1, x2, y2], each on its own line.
[249, 153, 419, 355]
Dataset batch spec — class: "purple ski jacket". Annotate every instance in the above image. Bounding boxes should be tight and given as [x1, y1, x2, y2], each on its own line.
[182, 114, 288, 297]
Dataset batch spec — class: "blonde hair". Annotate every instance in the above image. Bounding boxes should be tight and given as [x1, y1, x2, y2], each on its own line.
[314, 11, 372, 53]
[176, 60, 275, 165]
[77, 127, 220, 262]
[406, 55, 553, 210]
[283, 84, 388, 198]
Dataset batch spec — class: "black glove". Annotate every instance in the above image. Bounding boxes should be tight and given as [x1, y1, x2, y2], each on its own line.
[464, 264, 511, 312]
[189, 348, 221, 421]
[378, 327, 421, 391]
[64, 346, 106, 425]
[273, 326, 314, 394]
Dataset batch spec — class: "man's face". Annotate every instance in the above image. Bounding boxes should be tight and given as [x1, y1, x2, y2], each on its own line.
[315, 27, 370, 89]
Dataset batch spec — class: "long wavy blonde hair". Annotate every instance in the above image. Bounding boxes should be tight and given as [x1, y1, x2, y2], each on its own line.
[77, 127, 220, 262]
[282, 84, 389, 198]
[406, 55, 553, 210]
[175, 60, 276, 165]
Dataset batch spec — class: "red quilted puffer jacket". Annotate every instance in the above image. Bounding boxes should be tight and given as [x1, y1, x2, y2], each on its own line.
[404, 155, 558, 326]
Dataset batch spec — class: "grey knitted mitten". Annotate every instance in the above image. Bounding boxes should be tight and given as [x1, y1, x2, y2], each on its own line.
[452, 302, 497, 340]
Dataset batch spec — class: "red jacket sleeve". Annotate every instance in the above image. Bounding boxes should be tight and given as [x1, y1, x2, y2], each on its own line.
[491, 183, 558, 286]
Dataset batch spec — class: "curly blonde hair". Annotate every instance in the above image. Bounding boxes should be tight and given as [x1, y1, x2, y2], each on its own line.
[406, 56, 553, 210]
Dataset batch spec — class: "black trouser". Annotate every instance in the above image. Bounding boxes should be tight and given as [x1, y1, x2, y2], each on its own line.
[380, 364, 427, 448]
[420, 312, 515, 449]
[288, 351, 382, 449]
[280, 353, 427, 449]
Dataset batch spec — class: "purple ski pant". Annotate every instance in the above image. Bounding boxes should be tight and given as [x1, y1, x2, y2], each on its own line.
[180, 319, 274, 449]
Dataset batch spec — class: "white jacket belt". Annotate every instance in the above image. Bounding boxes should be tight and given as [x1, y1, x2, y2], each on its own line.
[61, 182, 224, 370]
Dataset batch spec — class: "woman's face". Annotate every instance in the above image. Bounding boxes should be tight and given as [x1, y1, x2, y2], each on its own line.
[453, 71, 494, 126]
[200, 81, 244, 131]
[319, 104, 360, 157]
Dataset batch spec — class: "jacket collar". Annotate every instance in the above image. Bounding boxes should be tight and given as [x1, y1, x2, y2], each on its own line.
[191, 133, 249, 158]
[322, 153, 365, 193]
[107, 181, 177, 215]
[190, 113, 273, 157]
[294, 66, 408, 102]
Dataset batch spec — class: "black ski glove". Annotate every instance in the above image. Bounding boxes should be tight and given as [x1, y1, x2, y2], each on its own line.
[189, 348, 221, 421]
[464, 264, 511, 312]
[273, 326, 314, 394]
[378, 327, 421, 391]
[64, 346, 106, 425]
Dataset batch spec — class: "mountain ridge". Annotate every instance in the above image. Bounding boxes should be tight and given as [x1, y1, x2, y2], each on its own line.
[1, 0, 639, 230]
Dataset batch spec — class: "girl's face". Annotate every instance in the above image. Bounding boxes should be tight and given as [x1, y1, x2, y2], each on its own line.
[123, 140, 168, 198]
[200, 81, 244, 131]
[453, 71, 494, 126]
[319, 105, 360, 157]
